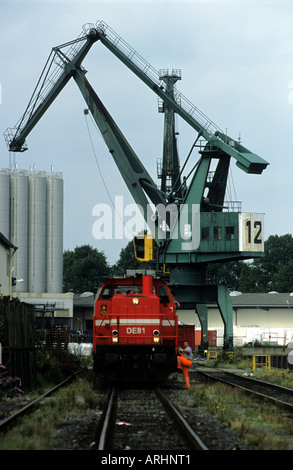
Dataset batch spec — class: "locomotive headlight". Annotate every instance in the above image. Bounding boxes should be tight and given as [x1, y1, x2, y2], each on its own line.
[112, 330, 119, 343]
[153, 330, 160, 343]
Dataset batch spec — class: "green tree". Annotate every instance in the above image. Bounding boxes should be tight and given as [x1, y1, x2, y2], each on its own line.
[206, 261, 249, 292]
[237, 262, 268, 293]
[273, 259, 293, 292]
[206, 234, 293, 293]
[244, 234, 293, 292]
[63, 244, 111, 294]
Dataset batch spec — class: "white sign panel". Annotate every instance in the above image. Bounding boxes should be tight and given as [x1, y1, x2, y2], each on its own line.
[238, 213, 264, 252]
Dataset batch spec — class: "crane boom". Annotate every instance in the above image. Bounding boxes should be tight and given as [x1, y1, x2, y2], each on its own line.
[4, 23, 170, 242]
[93, 21, 268, 175]
[5, 20, 268, 175]
[73, 69, 168, 242]
[4, 28, 99, 152]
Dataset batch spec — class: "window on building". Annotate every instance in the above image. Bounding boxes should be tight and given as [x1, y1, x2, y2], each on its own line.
[214, 226, 222, 240]
[226, 226, 235, 240]
[201, 227, 210, 241]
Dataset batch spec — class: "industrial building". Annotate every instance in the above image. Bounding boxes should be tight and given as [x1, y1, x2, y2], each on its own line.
[73, 291, 293, 347]
[0, 167, 72, 321]
[0, 167, 63, 293]
[0, 232, 17, 296]
[183, 292, 293, 347]
[1, 166, 292, 346]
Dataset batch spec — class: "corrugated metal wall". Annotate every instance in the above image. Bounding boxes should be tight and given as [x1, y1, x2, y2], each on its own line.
[46, 175, 63, 293]
[10, 171, 29, 292]
[0, 168, 63, 293]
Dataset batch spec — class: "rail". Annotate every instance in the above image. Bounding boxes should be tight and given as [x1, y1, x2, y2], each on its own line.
[97, 385, 209, 450]
[97, 386, 117, 450]
[0, 370, 81, 432]
[155, 387, 209, 450]
[195, 368, 293, 413]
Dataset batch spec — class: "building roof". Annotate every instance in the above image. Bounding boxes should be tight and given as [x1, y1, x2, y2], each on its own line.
[73, 291, 293, 310]
[229, 292, 293, 309]
[73, 293, 95, 308]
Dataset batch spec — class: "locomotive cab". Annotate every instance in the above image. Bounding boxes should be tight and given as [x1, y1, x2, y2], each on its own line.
[93, 275, 178, 381]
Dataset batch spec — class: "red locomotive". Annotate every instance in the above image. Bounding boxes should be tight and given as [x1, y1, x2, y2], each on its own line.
[93, 275, 178, 380]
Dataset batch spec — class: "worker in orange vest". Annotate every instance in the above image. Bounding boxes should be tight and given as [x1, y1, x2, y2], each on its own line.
[177, 340, 193, 389]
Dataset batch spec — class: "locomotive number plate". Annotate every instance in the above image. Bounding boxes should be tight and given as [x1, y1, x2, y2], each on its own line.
[126, 327, 146, 334]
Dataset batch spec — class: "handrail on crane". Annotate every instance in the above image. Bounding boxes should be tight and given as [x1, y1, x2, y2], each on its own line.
[93, 20, 222, 137]
[4, 27, 99, 152]
[92, 20, 268, 175]
[4, 18, 269, 182]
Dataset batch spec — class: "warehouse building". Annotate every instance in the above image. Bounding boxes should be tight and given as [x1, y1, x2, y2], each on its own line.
[73, 291, 293, 347]
[180, 292, 293, 346]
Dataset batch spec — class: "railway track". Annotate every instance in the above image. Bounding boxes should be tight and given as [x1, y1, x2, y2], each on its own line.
[0, 370, 82, 434]
[97, 385, 209, 451]
[1, 369, 262, 451]
[194, 368, 293, 412]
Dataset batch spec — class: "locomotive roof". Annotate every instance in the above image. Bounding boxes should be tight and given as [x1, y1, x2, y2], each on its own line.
[101, 276, 168, 286]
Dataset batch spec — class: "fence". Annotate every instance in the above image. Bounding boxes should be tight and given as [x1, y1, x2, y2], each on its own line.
[44, 325, 69, 349]
[252, 354, 271, 373]
[0, 296, 36, 391]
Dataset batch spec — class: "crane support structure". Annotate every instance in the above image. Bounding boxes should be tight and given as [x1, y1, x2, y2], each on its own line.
[157, 69, 182, 198]
[4, 20, 269, 351]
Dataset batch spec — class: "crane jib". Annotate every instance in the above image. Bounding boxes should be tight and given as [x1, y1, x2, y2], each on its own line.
[4, 20, 268, 176]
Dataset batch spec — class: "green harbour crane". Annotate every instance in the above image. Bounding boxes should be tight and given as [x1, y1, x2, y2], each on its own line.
[4, 21, 269, 352]
[157, 68, 182, 198]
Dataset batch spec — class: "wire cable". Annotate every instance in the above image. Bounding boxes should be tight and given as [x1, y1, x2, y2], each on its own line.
[83, 109, 139, 239]
[84, 110, 116, 209]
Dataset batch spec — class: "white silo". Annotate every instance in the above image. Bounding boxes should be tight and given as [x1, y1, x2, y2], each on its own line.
[0, 169, 10, 239]
[28, 171, 47, 292]
[10, 170, 29, 292]
[46, 172, 63, 293]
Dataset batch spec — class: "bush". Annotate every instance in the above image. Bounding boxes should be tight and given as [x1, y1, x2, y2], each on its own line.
[35, 347, 83, 390]
[0, 365, 26, 420]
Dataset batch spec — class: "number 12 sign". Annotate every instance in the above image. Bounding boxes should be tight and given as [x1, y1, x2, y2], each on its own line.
[239, 213, 264, 252]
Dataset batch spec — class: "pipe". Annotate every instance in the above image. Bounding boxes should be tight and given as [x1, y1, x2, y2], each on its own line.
[142, 275, 153, 295]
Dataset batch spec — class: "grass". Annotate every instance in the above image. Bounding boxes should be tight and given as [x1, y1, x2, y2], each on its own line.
[190, 350, 293, 450]
[254, 368, 293, 388]
[188, 381, 293, 449]
[204, 349, 293, 388]
[0, 374, 105, 450]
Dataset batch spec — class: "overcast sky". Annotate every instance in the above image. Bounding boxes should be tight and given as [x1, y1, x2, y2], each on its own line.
[1, 0, 293, 265]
